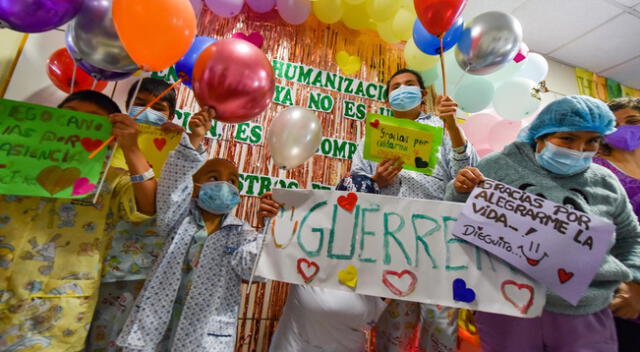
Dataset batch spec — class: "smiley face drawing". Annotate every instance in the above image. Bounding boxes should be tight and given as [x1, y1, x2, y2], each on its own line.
[518, 241, 549, 267]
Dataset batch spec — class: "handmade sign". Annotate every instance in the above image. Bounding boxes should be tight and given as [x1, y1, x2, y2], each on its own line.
[0, 99, 111, 198]
[363, 113, 443, 175]
[111, 124, 181, 178]
[256, 189, 546, 317]
[452, 179, 615, 305]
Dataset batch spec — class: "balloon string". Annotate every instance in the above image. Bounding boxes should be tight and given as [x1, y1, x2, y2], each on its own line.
[70, 61, 77, 93]
[128, 78, 143, 114]
[92, 142, 118, 204]
[91, 78, 97, 90]
[439, 35, 447, 97]
[88, 78, 183, 159]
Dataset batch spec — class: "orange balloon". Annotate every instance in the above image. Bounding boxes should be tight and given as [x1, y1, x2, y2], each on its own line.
[112, 0, 197, 72]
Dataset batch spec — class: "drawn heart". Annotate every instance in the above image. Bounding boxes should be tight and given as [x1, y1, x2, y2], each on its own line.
[72, 177, 96, 196]
[36, 166, 81, 195]
[414, 156, 429, 169]
[338, 265, 358, 289]
[369, 119, 380, 129]
[382, 270, 417, 297]
[501, 280, 535, 315]
[80, 137, 103, 153]
[0, 164, 6, 168]
[452, 278, 476, 303]
[296, 258, 319, 283]
[336, 50, 361, 75]
[153, 137, 167, 151]
[337, 192, 358, 212]
[232, 32, 264, 48]
[558, 269, 574, 284]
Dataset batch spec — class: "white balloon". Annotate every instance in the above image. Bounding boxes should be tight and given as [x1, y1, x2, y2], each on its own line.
[267, 107, 323, 170]
[516, 53, 548, 83]
[493, 78, 541, 120]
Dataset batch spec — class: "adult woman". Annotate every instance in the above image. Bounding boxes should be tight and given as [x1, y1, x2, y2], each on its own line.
[447, 95, 640, 351]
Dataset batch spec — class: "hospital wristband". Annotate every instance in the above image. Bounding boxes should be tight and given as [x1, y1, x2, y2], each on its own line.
[130, 168, 155, 184]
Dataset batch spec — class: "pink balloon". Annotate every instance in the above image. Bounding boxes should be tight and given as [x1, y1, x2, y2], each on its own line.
[247, 0, 276, 13]
[192, 39, 275, 124]
[205, 0, 243, 17]
[461, 113, 501, 147]
[475, 144, 494, 158]
[513, 42, 529, 63]
[190, 0, 203, 17]
[488, 120, 523, 152]
[276, 0, 311, 25]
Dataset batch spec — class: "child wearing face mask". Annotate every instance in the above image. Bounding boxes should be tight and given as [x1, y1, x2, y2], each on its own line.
[116, 110, 266, 352]
[445, 96, 640, 352]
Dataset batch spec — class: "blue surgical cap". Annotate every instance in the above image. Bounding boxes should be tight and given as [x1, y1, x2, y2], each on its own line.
[518, 95, 616, 145]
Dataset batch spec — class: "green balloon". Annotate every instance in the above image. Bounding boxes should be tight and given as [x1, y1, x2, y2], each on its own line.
[485, 59, 526, 84]
[454, 77, 495, 113]
[420, 65, 439, 86]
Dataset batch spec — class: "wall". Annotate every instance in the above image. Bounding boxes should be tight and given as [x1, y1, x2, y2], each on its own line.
[0, 30, 27, 96]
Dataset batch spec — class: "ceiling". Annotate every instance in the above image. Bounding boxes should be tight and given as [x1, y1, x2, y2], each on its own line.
[461, 0, 640, 89]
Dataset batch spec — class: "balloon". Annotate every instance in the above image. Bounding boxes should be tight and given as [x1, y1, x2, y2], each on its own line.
[377, 17, 400, 44]
[190, 0, 204, 17]
[404, 39, 439, 71]
[419, 65, 439, 86]
[345, 0, 365, 4]
[267, 107, 323, 170]
[460, 113, 500, 147]
[247, 0, 276, 13]
[454, 77, 494, 113]
[516, 53, 548, 83]
[47, 48, 108, 93]
[513, 42, 529, 63]
[414, 0, 467, 36]
[113, 0, 197, 72]
[192, 39, 275, 124]
[77, 61, 134, 81]
[484, 59, 526, 84]
[493, 78, 541, 120]
[175, 36, 216, 88]
[413, 16, 463, 56]
[455, 11, 523, 75]
[277, 0, 311, 25]
[434, 50, 467, 94]
[341, 1, 370, 30]
[366, 0, 401, 22]
[392, 8, 415, 41]
[205, 0, 243, 17]
[488, 119, 523, 152]
[0, 0, 83, 33]
[66, 0, 138, 74]
[475, 144, 494, 158]
[313, 0, 343, 24]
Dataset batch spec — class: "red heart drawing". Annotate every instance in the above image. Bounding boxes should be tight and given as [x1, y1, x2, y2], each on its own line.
[153, 137, 167, 151]
[501, 280, 535, 315]
[337, 192, 358, 212]
[80, 137, 103, 153]
[297, 258, 319, 284]
[369, 119, 380, 129]
[558, 269, 574, 284]
[0, 164, 6, 168]
[232, 32, 264, 48]
[382, 270, 417, 297]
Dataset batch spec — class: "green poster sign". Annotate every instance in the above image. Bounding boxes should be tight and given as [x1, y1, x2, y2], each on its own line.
[0, 99, 111, 198]
[363, 113, 443, 175]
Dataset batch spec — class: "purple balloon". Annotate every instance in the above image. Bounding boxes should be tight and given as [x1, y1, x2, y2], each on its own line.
[246, 0, 275, 13]
[0, 0, 84, 33]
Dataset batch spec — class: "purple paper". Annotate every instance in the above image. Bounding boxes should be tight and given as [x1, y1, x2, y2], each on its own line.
[452, 179, 615, 305]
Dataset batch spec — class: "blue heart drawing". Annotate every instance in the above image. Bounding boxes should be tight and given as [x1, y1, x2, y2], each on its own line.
[452, 278, 476, 303]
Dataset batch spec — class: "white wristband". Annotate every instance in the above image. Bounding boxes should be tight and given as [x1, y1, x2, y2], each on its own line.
[130, 168, 155, 184]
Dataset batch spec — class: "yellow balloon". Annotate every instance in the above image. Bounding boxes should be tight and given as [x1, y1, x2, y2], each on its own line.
[391, 8, 415, 41]
[399, 0, 416, 16]
[313, 0, 343, 24]
[341, 1, 370, 30]
[344, 0, 365, 4]
[377, 17, 400, 44]
[404, 38, 439, 70]
[365, 0, 400, 22]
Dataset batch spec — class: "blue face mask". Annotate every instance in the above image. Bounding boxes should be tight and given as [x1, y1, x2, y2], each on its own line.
[535, 141, 596, 175]
[196, 181, 240, 214]
[129, 105, 168, 126]
[388, 85, 423, 112]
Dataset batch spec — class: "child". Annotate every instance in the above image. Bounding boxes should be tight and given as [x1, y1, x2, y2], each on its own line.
[87, 78, 181, 351]
[446, 95, 640, 351]
[0, 91, 155, 352]
[117, 110, 265, 351]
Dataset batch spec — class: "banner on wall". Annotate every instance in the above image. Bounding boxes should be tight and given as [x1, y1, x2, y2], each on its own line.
[256, 189, 546, 318]
[0, 99, 111, 198]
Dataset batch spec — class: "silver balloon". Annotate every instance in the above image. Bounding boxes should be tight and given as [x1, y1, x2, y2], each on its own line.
[66, 0, 138, 73]
[455, 11, 523, 75]
[267, 107, 323, 170]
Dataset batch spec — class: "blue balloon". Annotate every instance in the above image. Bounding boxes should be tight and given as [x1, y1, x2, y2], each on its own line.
[175, 36, 216, 88]
[413, 16, 464, 56]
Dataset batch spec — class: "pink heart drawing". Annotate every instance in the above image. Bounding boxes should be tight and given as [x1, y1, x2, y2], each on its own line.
[72, 177, 96, 196]
[501, 280, 535, 315]
[232, 32, 264, 48]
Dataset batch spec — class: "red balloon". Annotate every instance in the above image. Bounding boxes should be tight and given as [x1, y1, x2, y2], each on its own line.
[414, 0, 467, 37]
[47, 48, 108, 93]
[192, 38, 275, 124]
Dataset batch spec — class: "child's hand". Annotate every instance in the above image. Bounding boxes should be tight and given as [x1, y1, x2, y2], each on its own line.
[110, 113, 139, 151]
[372, 158, 403, 188]
[161, 121, 185, 134]
[454, 167, 485, 194]
[188, 107, 215, 148]
[259, 192, 281, 227]
[436, 95, 458, 124]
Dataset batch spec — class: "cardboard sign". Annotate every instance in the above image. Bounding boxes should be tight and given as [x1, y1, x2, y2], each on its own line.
[452, 179, 615, 305]
[0, 99, 111, 198]
[256, 189, 546, 317]
[111, 124, 181, 178]
[363, 113, 443, 175]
